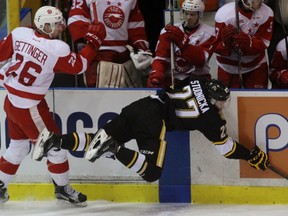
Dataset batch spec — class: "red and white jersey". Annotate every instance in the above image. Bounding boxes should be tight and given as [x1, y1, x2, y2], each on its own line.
[271, 37, 288, 70]
[152, 22, 215, 81]
[214, 2, 273, 74]
[68, 0, 148, 53]
[0, 27, 95, 108]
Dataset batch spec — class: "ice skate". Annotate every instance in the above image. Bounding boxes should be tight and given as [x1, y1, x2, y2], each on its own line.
[32, 127, 61, 161]
[53, 180, 87, 207]
[84, 129, 119, 162]
[0, 180, 9, 203]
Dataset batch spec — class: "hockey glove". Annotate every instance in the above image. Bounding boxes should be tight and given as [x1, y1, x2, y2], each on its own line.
[85, 22, 106, 49]
[165, 25, 188, 50]
[232, 31, 252, 52]
[271, 69, 288, 89]
[248, 146, 269, 171]
[126, 45, 153, 70]
[220, 24, 236, 48]
[147, 69, 165, 88]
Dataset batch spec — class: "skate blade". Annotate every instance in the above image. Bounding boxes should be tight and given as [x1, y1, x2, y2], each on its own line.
[56, 199, 87, 207]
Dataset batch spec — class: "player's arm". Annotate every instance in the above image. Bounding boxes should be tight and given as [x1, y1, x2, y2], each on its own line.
[269, 45, 288, 88]
[68, 0, 92, 42]
[54, 22, 106, 74]
[214, 136, 268, 171]
[164, 25, 205, 67]
[147, 30, 170, 88]
[203, 122, 269, 171]
[0, 34, 13, 62]
[127, 1, 149, 51]
[232, 12, 273, 56]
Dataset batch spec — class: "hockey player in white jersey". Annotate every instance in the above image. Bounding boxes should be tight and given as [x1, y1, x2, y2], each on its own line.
[0, 6, 106, 205]
[68, 0, 152, 87]
[147, 0, 216, 88]
[269, 36, 288, 88]
[214, 0, 274, 88]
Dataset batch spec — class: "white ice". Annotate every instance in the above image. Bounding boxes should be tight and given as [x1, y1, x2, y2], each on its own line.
[1, 201, 288, 216]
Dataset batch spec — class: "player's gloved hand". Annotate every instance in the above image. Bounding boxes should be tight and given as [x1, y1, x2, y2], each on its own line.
[85, 22, 106, 49]
[248, 146, 269, 171]
[271, 69, 288, 88]
[221, 24, 236, 48]
[165, 25, 188, 50]
[147, 70, 164, 88]
[232, 31, 252, 51]
[126, 45, 153, 70]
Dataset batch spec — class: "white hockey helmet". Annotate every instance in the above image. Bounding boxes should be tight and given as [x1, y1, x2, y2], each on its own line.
[182, 0, 205, 12]
[34, 6, 66, 37]
[240, 0, 263, 11]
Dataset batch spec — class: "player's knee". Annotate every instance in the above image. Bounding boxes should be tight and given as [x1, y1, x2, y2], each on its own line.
[140, 165, 162, 182]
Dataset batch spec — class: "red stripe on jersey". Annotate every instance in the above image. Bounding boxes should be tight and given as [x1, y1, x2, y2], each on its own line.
[4, 84, 45, 100]
[101, 40, 128, 46]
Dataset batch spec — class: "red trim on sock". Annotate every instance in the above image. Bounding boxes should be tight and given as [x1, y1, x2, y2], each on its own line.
[0, 157, 20, 175]
[47, 160, 69, 174]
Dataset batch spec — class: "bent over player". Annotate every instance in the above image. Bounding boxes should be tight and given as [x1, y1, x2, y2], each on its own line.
[0, 6, 106, 205]
[32, 78, 269, 182]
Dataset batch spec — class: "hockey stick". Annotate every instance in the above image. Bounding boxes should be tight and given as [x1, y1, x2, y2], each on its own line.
[235, 0, 244, 89]
[268, 164, 288, 180]
[169, 0, 175, 87]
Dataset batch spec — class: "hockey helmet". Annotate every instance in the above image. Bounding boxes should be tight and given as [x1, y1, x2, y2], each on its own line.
[182, 0, 205, 12]
[205, 79, 231, 109]
[181, 0, 205, 28]
[240, 0, 263, 11]
[34, 6, 66, 37]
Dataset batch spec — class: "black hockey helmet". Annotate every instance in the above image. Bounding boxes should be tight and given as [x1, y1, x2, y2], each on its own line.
[205, 79, 231, 109]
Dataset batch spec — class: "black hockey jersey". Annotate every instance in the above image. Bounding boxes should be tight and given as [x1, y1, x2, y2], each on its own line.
[159, 78, 228, 144]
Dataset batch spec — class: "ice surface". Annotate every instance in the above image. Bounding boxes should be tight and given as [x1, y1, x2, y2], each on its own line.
[1, 201, 288, 216]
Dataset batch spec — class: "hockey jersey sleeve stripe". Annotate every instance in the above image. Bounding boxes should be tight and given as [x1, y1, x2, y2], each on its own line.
[213, 136, 235, 156]
[128, 21, 145, 29]
[67, 15, 90, 26]
[4, 84, 45, 100]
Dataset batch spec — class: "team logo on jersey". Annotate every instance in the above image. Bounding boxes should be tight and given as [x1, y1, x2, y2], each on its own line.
[103, 6, 125, 29]
[175, 51, 193, 74]
[238, 97, 288, 179]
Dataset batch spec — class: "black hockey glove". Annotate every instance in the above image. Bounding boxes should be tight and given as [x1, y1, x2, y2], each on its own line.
[248, 146, 269, 171]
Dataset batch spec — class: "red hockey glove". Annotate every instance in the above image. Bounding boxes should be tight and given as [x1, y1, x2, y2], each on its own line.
[165, 25, 188, 50]
[232, 31, 252, 51]
[85, 22, 106, 49]
[147, 70, 165, 88]
[220, 24, 236, 48]
[272, 69, 288, 88]
[248, 146, 269, 171]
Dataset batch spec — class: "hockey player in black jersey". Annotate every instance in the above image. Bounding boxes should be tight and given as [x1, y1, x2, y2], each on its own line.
[32, 77, 269, 182]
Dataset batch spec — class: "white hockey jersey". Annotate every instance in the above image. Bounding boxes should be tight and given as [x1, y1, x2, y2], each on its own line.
[0, 27, 95, 108]
[152, 22, 215, 81]
[68, 0, 149, 53]
[214, 2, 274, 74]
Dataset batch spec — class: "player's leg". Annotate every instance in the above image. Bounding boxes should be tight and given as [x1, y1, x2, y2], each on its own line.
[32, 129, 92, 161]
[32, 100, 88, 206]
